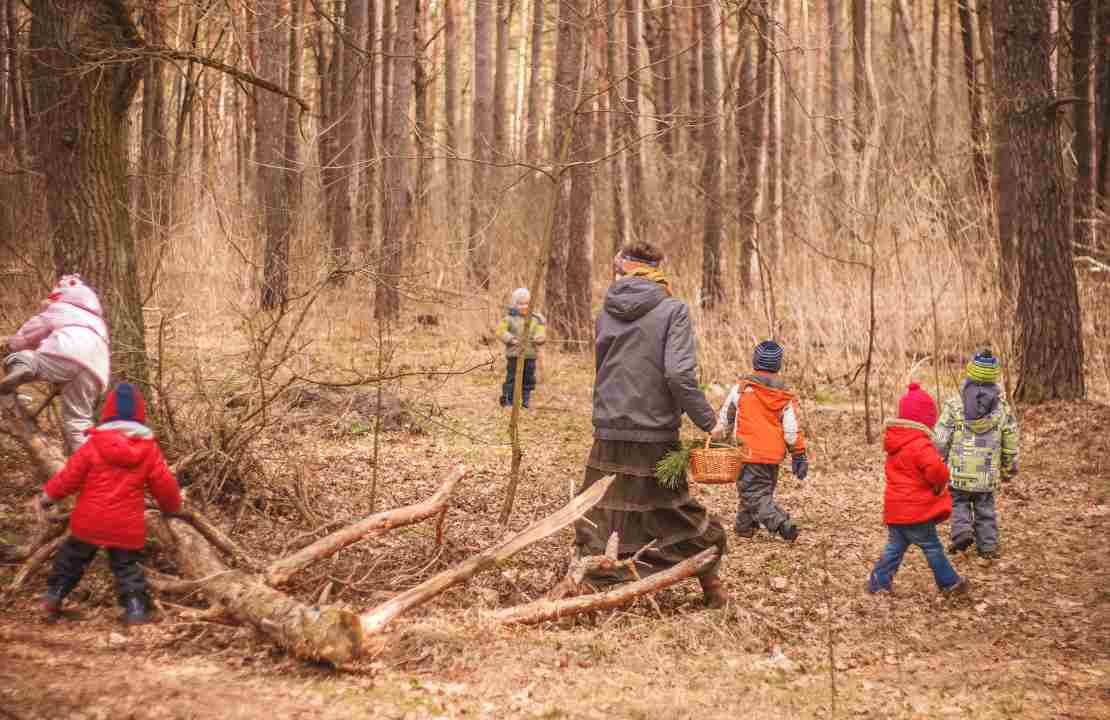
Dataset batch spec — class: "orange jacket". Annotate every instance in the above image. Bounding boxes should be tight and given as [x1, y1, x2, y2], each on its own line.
[734, 374, 807, 464]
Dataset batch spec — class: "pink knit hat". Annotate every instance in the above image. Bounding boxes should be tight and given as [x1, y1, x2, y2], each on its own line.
[897, 382, 938, 429]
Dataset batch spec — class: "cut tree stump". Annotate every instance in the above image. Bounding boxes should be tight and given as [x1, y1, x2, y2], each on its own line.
[266, 464, 467, 586]
[490, 547, 719, 625]
[359, 474, 615, 638]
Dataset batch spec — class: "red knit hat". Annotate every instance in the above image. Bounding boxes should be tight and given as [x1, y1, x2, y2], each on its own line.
[100, 383, 146, 424]
[897, 382, 937, 429]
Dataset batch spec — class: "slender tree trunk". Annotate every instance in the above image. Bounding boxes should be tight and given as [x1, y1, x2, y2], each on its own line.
[1097, 1, 1110, 214]
[699, 0, 723, 308]
[767, 0, 782, 267]
[414, 0, 430, 225]
[375, 0, 416, 319]
[332, 0, 367, 275]
[493, 0, 514, 159]
[444, 0, 459, 216]
[625, 0, 648, 241]
[645, 1, 675, 181]
[468, 0, 495, 288]
[381, 0, 395, 149]
[958, 1, 989, 197]
[828, 0, 842, 211]
[736, 16, 758, 299]
[138, 0, 168, 255]
[362, 0, 379, 254]
[1072, 0, 1096, 251]
[565, 73, 594, 346]
[852, 0, 868, 170]
[605, 0, 627, 255]
[993, 0, 1084, 402]
[259, 0, 292, 310]
[5, 0, 24, 161]
[525, 0, 545, 161]
[928, 0, 940, 164]
[687, 3, 701, 148]
[284, 0, 304, 249]
[29, 0, 148, 388]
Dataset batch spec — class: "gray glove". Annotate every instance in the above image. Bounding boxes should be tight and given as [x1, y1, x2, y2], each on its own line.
[791, 452, 809, 481]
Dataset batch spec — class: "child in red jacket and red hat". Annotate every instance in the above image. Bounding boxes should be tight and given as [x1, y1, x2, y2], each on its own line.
[867, 383, 969, 596]
[36, 382, 182, 625]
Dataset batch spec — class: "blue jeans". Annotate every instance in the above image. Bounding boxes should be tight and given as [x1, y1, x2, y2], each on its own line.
[868, 522, 961, 592]
[500, 358, 536, 407]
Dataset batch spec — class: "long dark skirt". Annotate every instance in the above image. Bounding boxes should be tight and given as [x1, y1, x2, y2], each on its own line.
[573, 439, 727, 583]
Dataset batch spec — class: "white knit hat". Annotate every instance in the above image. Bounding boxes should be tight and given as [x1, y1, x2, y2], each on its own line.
[510, 288, 530, 306]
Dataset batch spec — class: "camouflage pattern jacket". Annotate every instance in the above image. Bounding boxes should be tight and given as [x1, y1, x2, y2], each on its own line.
[496, 309, 546, 359]
[934, 387, 1019, 493]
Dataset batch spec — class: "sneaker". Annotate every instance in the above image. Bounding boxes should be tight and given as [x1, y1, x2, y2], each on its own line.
[42, 592, 63, 620]
[779, 522, 800, 543]
[122, 596, 151, 626]
[947, 536, 973, 554]
[699, 574, 730, 609]
[941, 578, 971, 598]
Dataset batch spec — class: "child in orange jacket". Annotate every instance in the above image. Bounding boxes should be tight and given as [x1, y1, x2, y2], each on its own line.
[713, 341, 808, 542]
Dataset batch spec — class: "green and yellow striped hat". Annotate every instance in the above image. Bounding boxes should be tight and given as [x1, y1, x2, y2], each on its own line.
[966, 349, 1001, 384]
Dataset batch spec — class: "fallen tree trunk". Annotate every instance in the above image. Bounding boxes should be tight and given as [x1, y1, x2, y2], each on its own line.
[0, 394, 65, 481]
[359, 474, 616, 638]
[266, 464, 467, 586]
[151, 515, 363, 665]
[8, 535, 67, 591]
[490, 547, 719, 625]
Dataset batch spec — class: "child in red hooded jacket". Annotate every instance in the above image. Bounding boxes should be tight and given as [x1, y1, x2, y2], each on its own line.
[867, 383, 968, 596]
[36, 383, 181, 624]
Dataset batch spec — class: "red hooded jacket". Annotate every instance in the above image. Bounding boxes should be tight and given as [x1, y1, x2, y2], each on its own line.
[882, 419, 952, 525]
[44, 420, 181, 549]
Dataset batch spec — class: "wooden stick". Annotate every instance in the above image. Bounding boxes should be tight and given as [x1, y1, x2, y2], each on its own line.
[490, 547, 718, 625]
[0, 394, 65, 481]
[359, 474, 615, 638]
[266, 464, 467, 586]
[8, 535, 67, 591]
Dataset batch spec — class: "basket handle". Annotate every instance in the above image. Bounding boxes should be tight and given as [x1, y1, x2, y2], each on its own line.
[704, 434, 712, 450]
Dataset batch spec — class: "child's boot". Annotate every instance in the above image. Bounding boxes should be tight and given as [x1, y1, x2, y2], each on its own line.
[698, 573, 730, 609]
[41, 590, 64, 620]
[947, 535, 973, 554]
[941, 577, 971, 598]
[778, 520, 800, 543]
[122, 595, 151, 626]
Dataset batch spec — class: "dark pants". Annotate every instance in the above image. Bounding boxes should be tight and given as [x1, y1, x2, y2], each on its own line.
[47, 537, 149, 606]
[500, 358, 537, 407]
[735, 463, 790, 533]
[868, 522, 961, 592]
[950, 489, 999, 552]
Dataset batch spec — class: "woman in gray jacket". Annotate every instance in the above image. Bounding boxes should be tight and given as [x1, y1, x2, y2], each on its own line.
[573, 241, 729, 608]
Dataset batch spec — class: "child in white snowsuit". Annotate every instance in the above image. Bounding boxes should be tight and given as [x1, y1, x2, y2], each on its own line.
[934, 349, 1019, 559]
[0, 276, 110, 454]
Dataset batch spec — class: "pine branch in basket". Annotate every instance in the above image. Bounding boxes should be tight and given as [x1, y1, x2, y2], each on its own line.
[655, 439, 736, 490]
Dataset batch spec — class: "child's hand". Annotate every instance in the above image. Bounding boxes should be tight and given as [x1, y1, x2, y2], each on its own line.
[710, 420, 727, 440]
[791, 452, 809, 481]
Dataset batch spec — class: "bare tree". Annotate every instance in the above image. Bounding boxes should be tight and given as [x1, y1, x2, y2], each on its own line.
[828, 0, 843, 207]
[444, 0, 460, 216]
[375, 0, 416, 319]
[605, 0, 628, 256]
[700, 0, 724, 308]
[736, 13, 760, 299]
[525, 0, 546, 161]
[625, 0, 648, 242]
[957, 0, 989, 196]
[1071, 0, 1096, 250]
[258, 1, 292, 310]
[494, 0, 515, 159]
[993, 0, 1085, 402]
[768, 0, 783, 265]
[468, 0, 495, 288]
[363, 0, 379, 250]
[645, 1, 676, 179]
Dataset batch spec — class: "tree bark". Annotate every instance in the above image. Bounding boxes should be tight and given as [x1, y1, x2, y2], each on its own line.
[993, 0, 1085, 403]
[958, 1, 989, 197]
[468, 0, 495, 289]
[362, 0, 379, 253]
[851, 0, 868, 168]
[645, 1, 675, 181]
[494, 0, 514, 160]
[376, 0, 416, 319]
[699, 0, 723, 308]
[491, 547, 717, 624]
[137, 0, 169, 260]
[1098, 1, 1110, 214]
[414, 0, 430, 224]
[525, 0, 546, 161]
[686, 2, 701, 148]
[624, 0, 648, 242]
[767, 0, 782, 267]
[5, 0, 26, 160]
[828, 0, 842, 212]
[1072, 0, 1096, 251]
[28, 0, 148, 389]
[565, 61, 594, 346]
[443, 0, 459, 217]
[266, 465, 467, 586]
[259, 0, 292, 310]
[736, 17, 758, 300]
[928, 0, 941, 165]
[605, 0, 627, 256]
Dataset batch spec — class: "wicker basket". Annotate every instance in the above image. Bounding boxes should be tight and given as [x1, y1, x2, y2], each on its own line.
[687, 436, 743, 485]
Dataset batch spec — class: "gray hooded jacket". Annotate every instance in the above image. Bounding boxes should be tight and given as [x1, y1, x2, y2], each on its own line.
[592, 277, 716, 442]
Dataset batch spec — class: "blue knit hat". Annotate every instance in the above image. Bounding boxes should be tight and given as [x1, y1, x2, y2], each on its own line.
[966, 348, 1001, 384]
[753, 341, 784, 373]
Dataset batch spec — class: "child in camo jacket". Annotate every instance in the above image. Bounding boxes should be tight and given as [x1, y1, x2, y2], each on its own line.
[934, 349, 1019, 559]
[496, 288, 546, 408]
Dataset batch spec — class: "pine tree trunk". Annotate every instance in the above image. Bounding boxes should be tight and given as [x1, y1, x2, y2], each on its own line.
[852, 0, 868, 169]
[375, 0, 416, 319]
[493, 0, 514, 160]
[1071, 0, 1096, 251]
[444, 0, 459, 216]
[767, 0, 782, 267]
[381, 0, 394, 150]
[1097, 1, 1110, 217]
[828, 0, 842, 208]
[993, 0, 1085, 402]
[605, 0, 628, 256]
[259, 0, 292, 310]
[546, 0, 588, 340]
[468, 0, 495, 288]
[957, 1, 989, 197]
[686, 3, 701, 148]
[624, 0, 648, 242]
[29, 0, 148, 389]
[414, 0, 429, 225]
[736, 16, 758, 299]
[928, 0, 941, 164]
[138, 0, 169, 255]
[699, 0, 723, 308]
[645, 1, 675, 181]
[362, 0, 379, 251]
[284, 0, 304, 245]
[525, 0, 545, 161]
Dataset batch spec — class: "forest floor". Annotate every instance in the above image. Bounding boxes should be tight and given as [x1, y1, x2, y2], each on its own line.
[1, 327, 1108, 720]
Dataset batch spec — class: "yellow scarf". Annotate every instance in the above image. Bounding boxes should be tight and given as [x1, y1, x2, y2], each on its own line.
[625, 264, 673, 296]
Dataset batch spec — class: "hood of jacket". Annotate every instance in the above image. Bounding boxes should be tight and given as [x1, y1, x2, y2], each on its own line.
[47, 274, 104, 318]
[884, 419, 934, 454]
[86, 421, 155, 469]
[961, 379, 1002, 424]
[742, 373, 795, 413]
[603, 277, 667, 322]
